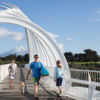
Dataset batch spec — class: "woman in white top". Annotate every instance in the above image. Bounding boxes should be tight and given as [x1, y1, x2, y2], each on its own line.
[54, 60, 64, 96]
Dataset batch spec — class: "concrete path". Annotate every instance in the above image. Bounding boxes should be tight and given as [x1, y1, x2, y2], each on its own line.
[0, 67, 75, 100]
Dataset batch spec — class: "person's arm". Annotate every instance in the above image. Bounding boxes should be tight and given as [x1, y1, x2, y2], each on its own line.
[26, 63, 32, 80]
[26, 68, 31, 80]
[15, 65, 17, 75]
[62, 68, 64, 76]
[41, 63, 44, 68]
[54, 67, 57, 81]
[8, 66, 11, 76]
[15, 68, 17, 75]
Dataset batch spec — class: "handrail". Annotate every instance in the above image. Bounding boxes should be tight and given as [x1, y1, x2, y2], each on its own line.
[70, 68, 100, 73]
[71, 78, 100, 87]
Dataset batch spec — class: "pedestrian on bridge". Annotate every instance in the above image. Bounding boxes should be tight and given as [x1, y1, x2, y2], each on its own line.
[8, 60, 17, 89]
[54, 60, 64, 97]
[26, 54, 44, 99]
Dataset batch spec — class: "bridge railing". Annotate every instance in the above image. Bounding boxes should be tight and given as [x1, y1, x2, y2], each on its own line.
[42, 67, 100, 100]
[70, 68, 100, 90]
[70, 68, 100, 100]
[0, 64, 17, 82]
[0, 64, 10, 82]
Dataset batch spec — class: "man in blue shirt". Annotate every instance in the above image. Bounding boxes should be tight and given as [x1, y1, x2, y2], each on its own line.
[26, 54, 44, 99]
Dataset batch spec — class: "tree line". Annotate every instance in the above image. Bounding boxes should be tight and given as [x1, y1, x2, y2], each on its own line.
[64, 49, 100, 62]
[0, 54, 29, 65]
[0, 49, 100, 66]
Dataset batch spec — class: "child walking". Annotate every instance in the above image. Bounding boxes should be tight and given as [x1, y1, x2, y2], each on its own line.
[54, 60, 64, 96]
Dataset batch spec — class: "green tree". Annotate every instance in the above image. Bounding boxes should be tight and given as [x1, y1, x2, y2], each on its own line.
[5, 54, 17, 60]
[64, 52, 74, 62]
[84, 49, 99, 62]
[24, 54, 29, 63]
[16, 55, 24, 62]
[74, 53, 86, 62]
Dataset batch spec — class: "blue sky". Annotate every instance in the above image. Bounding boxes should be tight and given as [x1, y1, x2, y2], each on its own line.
[0, 0, 100, 55]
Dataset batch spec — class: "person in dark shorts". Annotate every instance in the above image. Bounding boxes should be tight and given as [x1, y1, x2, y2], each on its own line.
[26, 54, 44, 99]
[54, 60, 64, 96]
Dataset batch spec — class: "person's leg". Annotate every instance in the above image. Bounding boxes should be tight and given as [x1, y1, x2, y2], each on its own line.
[11, 80, 14, 88]
[33, 77, 40, 99]
[56, 78, 62, 95]
[10, 79, 12, 88]
[58, 86, 62, 94]
[9, 79, 11, 88]
[33, 78, 38, 97]
[59, 78, 63, 94]
[34, 78, 40, 97]
[34, 84, 38, 97]
[58, 86, 60, 94]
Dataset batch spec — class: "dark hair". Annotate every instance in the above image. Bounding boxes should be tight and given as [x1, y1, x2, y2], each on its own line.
[56, 60, 63, 68]
[34, 54, 39, 58]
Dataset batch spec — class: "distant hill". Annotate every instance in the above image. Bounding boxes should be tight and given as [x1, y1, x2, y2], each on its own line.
[0, 46, 27, 57]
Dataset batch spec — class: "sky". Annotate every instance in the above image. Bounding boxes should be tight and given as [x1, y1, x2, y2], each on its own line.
[0, 0, 100, 55]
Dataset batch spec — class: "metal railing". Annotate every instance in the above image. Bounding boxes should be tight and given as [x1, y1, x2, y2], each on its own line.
[0, 64, 17, 82]
[70, 68, 100, 100]
[70, 68, 100, 90]
[25, 64, 100, 100]
[0, 64, 10, 82]
[70, 68, 100, 81]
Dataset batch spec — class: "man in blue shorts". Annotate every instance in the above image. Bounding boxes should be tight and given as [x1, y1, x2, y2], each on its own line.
[26, 54, 44, 99]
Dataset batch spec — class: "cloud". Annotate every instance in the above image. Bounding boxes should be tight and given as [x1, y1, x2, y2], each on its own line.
[67, 37, 72, 41]
[0, 46, 27, 57]
[0, 27, 24, 41]
[75, 40, 79, 43]
[89, 18, 100, 22]
[66, 37, 79, 43]
[96, 10, 100, 14]
[48, 32, 64, 52]
[94, 18, 100, 22]
[48, 32, 59, 40]
[89, 18, 93, 22]
[9, 32, 24, 41]
[15, 46, 26, 53]
[47, 33, 79, 52]
[89, 9, 100, 22]
[58, 43, 64, 52]
[90, 18, 100, 22]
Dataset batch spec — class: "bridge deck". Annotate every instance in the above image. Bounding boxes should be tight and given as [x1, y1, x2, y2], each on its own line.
[0, 67, 74, 100]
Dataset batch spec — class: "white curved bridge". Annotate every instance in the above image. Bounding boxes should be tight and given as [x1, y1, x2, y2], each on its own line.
[0, 2, 100, 100]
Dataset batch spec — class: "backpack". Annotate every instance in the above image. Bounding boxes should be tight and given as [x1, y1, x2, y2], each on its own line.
[41, 66, 49, 76]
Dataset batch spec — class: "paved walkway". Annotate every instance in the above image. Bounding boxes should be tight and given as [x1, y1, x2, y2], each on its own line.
[0, 67, 75, 100]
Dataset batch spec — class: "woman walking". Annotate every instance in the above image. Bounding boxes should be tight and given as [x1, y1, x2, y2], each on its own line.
[54, 60, 64, 96]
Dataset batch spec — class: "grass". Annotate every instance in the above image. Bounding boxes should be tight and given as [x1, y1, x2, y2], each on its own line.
[68, 61, 100, 65]
[68, 61, 100, 70]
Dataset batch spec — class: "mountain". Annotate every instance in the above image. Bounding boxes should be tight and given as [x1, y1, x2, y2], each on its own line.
[0, 46, 27, 57]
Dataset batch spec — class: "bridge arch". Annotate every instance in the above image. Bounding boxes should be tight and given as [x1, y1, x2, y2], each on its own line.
[0, 3, 71, 92]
